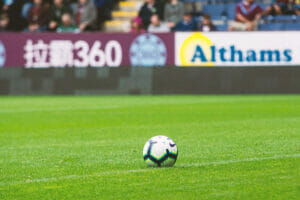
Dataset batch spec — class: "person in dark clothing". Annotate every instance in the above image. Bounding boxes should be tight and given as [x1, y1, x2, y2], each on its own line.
[264, 0, 296, 15]
[21, 0, 33, 19]
[48, 0, 72, 31]
[94, 0, 113, 30]
[0, 1, 9, 31]
[26, 0, 50, 32]
[1, 0, 27, 31]
[199, 14, 216, 32]
[0, 13, 10, 31]
[174, 12, 198, 31]
[296, 0, 300, 14]
[138, 0, 163, 29]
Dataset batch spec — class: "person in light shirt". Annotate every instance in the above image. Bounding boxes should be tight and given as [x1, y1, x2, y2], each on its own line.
[164, 0, 184, 29]
[72, 0, 97, 31]
[147, 14, 170, 33]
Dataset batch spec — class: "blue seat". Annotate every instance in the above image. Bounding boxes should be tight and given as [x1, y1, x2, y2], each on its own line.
[226, 3, 236, 20]
[283, 23, 300, 30]
[262, 15, 300, 24]
[274, 15, 296, 22]
[259, 23, 284, 31]
[260, 3, 268, 10]
[215, 24, 228, 31]
[203, 4, 226, 20]
[181, 0, 271, 3]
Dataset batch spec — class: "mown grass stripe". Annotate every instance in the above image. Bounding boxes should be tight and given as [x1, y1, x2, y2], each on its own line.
[1, 153, 298, 187]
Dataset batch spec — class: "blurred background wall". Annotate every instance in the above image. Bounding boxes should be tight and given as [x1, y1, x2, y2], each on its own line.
[1, 67, 300, 95]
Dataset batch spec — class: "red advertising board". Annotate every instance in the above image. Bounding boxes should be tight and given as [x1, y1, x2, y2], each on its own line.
[0, 33, 174, 67]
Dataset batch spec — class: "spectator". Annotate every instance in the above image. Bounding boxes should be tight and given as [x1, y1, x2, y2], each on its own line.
[157, 0, 167, 16]
[130, 16, 146, 33]
[1, 0, 26, 31]
[147, 14, 170, 33]
[174, 12, 198, 31]
[229, 0, 263, 31]
[264, 0, 296, 16]
[0, 1, 9, 31]
[22, 1, 33, 19]
[199, 14, 216, 32]
[65, 0, 78, 10]
[0, 13, 9, 31]
[57, 13, 79, 32]
[66, 0, 78, 4]
[26, 0, 50, 32]
[296, 0, 300, 14]
[1, 0, 13, 12]
[94, 0, 113, 30]
[164, 0, 184, 29]
[72, 0, 97, 31]
[48, 0, 72, 31]
[138, 0, 163, 29]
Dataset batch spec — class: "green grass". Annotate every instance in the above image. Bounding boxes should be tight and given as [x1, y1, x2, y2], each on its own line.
[0, 95, 299, 199]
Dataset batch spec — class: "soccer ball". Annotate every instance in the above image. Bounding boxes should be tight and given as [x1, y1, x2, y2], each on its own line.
[143, 136, 178, 167]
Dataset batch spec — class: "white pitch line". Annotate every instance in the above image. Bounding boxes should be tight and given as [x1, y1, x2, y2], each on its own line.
[0, 153, 299, 187]
[0, 105, 119, 113]
[178, 153, 300, 168]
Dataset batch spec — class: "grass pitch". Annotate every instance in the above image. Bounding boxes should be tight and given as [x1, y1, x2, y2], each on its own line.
[0, 95, 299, 199]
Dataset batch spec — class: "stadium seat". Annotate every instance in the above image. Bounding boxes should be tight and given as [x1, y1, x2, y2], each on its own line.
[202, 4, 226, 20]
[259, 3, 269, 10]
[215, 24, 228, 31]
[283, 22, 300, 30]
[259, 23, 284, 31]
[181, 0, 300, 31]
[225, 3, 237, 20]
[264, 15, 298, 22]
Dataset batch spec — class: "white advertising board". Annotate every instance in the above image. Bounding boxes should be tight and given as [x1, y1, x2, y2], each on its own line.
[175, 32, 300, 66]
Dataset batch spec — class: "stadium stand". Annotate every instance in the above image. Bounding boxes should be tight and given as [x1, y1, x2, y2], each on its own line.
[0, 0, 299, 32]
[105, 0, 300, 32]
[105, 0, 142, 32]
[189, 0, 300, 31]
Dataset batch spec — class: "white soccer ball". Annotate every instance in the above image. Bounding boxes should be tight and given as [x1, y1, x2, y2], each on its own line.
[143, 136, 178, 167]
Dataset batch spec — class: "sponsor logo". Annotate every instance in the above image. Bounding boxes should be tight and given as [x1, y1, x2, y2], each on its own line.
[0, 41, 6, 67]
[129, 33, 167, 67]
[179, 33, 292, 66]
[23, 40, 122, 68]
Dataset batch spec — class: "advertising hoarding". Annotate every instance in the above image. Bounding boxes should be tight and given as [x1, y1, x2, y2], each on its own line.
[0, 33, 174, 68]
[1, 32, 300, 67]
[175, 32, 300, 66]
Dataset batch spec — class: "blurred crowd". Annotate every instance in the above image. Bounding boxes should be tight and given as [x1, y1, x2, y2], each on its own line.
[0, 0, 300, 33]
[134, 0, 300, 33]
[0, 0, 114, 32]
[132, 0, 216, 33]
